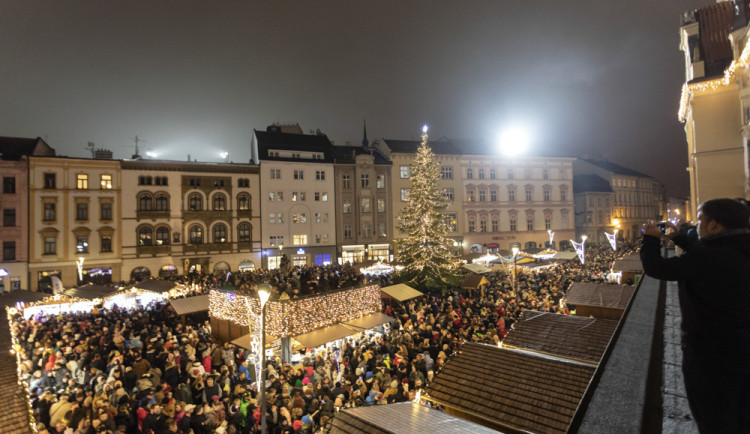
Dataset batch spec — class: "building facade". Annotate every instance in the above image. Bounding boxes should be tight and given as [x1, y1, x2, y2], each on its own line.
[253, 125, 337, 269]
[120, 159, 261, 281]
[679, 1, 750, 217]
[573, 174, 616, 243]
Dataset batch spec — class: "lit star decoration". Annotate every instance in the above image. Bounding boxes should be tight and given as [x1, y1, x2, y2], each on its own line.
[208, 285, 381, 337]
[679, 36, 750, 121]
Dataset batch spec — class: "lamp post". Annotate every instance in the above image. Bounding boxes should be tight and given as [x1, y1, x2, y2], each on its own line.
[581, 235, 588, 277]
[512, 247, 520, 305]
[257, 285, 271, 434]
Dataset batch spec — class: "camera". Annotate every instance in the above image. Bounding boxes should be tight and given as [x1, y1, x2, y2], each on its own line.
[657, 222, 668, 234]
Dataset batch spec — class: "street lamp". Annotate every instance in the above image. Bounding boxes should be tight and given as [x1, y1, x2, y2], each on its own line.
[511, 247, 520, 305]
[257, 284, 271, 434]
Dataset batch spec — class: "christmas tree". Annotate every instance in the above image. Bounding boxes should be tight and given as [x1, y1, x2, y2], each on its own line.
[396, 126, 458, 291]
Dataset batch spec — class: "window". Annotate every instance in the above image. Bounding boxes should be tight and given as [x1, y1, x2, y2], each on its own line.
[479, 190, 486, 202]
[362, 223, 372, 237]
[467, 190, 475, 202]
[277, 213, 284, 223]
[270, 235, 284, 246]
[443, 213, 457, 232]
[213, 179, 225, 187]
[342, 174, 351, 189]
[441, 166, 453, 179]
[76, 236, 88, 254]
[3, 177, 15, 193]
[101, 236, 112, 253]
[343, 200, 352, 214]
[155, 195, 169, 211]
[543, 189, 550, 202]
[560, 169, 567, 180]
[443, 188, 454, 201]
[525, 188, 533, 202]
[189, 225, 204, 244]
[377, 198, 385, 213]
[361, 174, 369, 188]
[527, 217, 534, 231]
[508, 189, 515, 202]
[44, 237, 56, 255]
[100, 203, 112, 220]
[560, 188, 567, 201]
[490, 190, 497, 202]
[189, 194, 202, 210]
[543, 169, 549, 180]
[156, 227, 170, 245]
[510, 218, 517, 232]
[291, 153, 300, 159]
[44, 203, 56, 221]
[292, 192, 305, 201]
[490, 169, 496, 180]
[466, 168, 473, 179]
[3, 209, 15, 226]
[238, 194, 250, 211]
[269, 213, 276, 224]
[76, 203, 88, 221]
[378, 223, 387, 237]
[139, 194, 153, 211]
[100, 174, 112, 189]
[480, 220, 487, 232]
[316, 170, 326, 180]
[294, 170, 304, 180]
[545, 217, 552, 230]
[3, 241, 15, 261]
[238, 223, 251, 242]
[400, 166, 411, 178]
[492, 219, 498, 232]
[213, 194, 226, 211]
[479, 168, 484, 179]
[139, 226, 153, 246]
[508, 170, 514, 180]
[315, 253, 331, 265]
[376, 175, 385, 189]
[238, 178, 250, 187]
[400, 188, 409, 201]
[343, 224, 352, 239]
[468, 220, 475, 232]
[213, 224, 227, 243]
[361, 197, 371, 213]
[44, 173, 56, 189]
[76, 174, 88, 189]
[270, 169, 281, 179]
[293, 213, 307, 223]
[293, 234, 307, 245]
[155, 177, 168, 186]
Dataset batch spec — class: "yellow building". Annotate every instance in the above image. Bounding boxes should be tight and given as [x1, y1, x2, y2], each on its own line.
[679, 1, 750, 217]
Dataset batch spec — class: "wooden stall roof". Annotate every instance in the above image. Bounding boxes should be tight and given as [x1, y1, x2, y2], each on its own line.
[461, 263, 491, 274]
[130, 279, 182, 293]
[63, 284, 118, 300]
[0, 290, 50, 307]
[612, 255, 643, 273]
[380, 284, 422, 302]
[330, 401, 498, 434]
[564, 283, 636, 310]
[343, 312, 395, 331]
[502, 311, 619, 364]
[424, 342, 596, 434]
[170, 295, 210, 315]
[461, 274, 490, 290]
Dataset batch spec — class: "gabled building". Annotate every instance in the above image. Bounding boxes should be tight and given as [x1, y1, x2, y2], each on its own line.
[573, 174, 615, 243]
[573, 158, 665, 241]
[0, 137, 56, 291]
[253, 124, 337, 268]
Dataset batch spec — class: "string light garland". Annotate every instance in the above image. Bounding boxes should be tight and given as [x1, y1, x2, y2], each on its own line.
[6, 307, 40, 433]
[679, 36, 750, 121]
[209, 285, 381, 337]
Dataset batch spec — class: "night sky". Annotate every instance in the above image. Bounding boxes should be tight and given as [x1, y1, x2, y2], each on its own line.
[1, 0, 711, 197]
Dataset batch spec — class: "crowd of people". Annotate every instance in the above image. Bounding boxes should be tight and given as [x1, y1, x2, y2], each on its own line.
[10, 242, 636, 434]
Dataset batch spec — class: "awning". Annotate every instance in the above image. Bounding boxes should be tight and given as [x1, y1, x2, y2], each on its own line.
[461, 275, 490, 290]
[293, 324, 356, 348]
[170, 295, 210, 315]
[486, 243, 499, 249]
[343, 312, 395, 331]
[554, 251, 579, 260]
[230, 333, 280, 350]
[462, 263, 491, 274]
[63, 284, 117, 300]
[380, 284, 422, 302]
[130, 279, 184, 293]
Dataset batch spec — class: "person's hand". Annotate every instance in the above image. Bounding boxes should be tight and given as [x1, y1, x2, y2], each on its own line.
[642, 220, 664, 238]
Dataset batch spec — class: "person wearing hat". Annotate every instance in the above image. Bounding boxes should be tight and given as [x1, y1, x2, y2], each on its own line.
[179, 404, 195, 433]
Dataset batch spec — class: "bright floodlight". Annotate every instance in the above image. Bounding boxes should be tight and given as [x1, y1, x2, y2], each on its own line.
[499, 128, 529, 156]
[257, 284, 271, 308]
[220, 152, 228, 159]
[581, 235, 588, 242]
[146, 151, 157, 158]
[512, 247, 520, 256]
[422, 125, 428, 134]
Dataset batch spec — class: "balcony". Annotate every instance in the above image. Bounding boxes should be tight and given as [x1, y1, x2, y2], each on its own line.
[136, 210, 170, 220]
[182, 210, 231, 221]
[182, 242, 233, 255]
[136, 245, 171, 257]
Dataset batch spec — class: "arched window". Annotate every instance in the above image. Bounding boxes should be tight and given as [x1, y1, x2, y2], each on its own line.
[213, 193, 226, 211]
[238, 223, 251, 242]
[155, 194, 169, 211]
[155, 226, 170, 245]
[189, 225, 203, 244]
[138, 226, 153, 246]
[188, 193, 202, 211]
[139, 193, 153, 211]
[213, 224, 227, 243]
[238, 194, 250, 211]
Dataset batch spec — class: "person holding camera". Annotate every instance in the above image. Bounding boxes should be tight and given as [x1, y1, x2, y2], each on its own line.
[640, 198, 750, 433]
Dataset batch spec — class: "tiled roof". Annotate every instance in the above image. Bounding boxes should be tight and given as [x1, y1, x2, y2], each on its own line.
[254, 129, 334, 162]
[502, 311, 619, 364]
[383, 138, 458, 155]
[0, 136, 55, 161]
[612, 256, 644, 273]
[564, 283, 636, 310]
[573, 174, 613, 194]
[63, 284, 118, 300]
[169, 295, 210, 315]
[578, 158, 651, 178]
[385, 138, 574, 158]
[330, 145, 391, 165]
[697, 2, 734, 64]
[330, 402, 498, 434]
[424, 342, 596, 433]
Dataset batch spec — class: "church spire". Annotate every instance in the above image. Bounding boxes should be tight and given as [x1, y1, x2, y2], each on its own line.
[361, 118, 369, 149]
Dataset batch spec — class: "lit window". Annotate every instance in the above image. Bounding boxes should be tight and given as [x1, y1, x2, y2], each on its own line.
[76, 174, 88, 189]
[293, 234, 307, 245]
[100, 174, 112, 189]
[400, 166, 411, 178]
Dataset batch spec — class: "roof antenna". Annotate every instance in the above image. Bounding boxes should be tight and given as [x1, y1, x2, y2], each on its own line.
[129, 135, 145, 159]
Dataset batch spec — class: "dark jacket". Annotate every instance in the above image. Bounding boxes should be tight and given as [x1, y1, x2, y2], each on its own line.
[640, 229, 750, 368]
